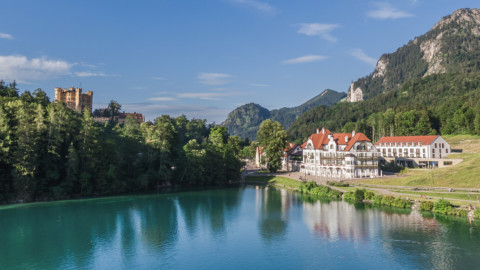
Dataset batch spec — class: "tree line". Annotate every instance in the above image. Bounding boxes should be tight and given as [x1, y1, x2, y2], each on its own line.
[0, 81, 244, 203]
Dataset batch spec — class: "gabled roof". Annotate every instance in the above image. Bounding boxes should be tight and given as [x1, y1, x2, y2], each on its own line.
[303, 128, 332, 149]
[375, 135, 439, 146]
[301, 128, 371, 151]
[345, 133, 371, 151]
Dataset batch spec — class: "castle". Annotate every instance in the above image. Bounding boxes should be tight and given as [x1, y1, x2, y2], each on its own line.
[54, 87, 93, 112]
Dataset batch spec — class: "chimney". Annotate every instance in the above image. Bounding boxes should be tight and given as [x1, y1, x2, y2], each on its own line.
[316, 128, 319, 134]
[345, 135, 348, 143]
[352, 130, 356, 137]
[322, 127, 325, 134]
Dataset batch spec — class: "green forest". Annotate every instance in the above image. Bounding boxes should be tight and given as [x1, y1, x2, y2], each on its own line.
[0, 81, 243, 203]
[288, 72, 480, 143]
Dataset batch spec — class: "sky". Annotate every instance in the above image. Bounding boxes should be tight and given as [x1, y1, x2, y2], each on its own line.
[0, 0, 478, 123]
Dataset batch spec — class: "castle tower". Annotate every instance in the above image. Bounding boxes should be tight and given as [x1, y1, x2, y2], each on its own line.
[54, 86, 93, 113]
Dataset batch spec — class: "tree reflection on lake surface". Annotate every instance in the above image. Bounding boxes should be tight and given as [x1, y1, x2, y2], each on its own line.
[1, 186, 479, 269]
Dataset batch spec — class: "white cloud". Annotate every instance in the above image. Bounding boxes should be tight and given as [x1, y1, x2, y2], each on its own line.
[0, 55, 73, 83]
[148, 97, 176, 101]
[230, 0, 275, 13]
[350, 49, 377, 66]
[75, 71, 109, 77]
[178, 92, 240, 100]
[283, 55, 327, 64]
[249, 83, 270, 87]
[367, 3, 413, 19]
[197, 72, 232, 85]
[0, 33, 13, 39]
[297, 23, 339, 42]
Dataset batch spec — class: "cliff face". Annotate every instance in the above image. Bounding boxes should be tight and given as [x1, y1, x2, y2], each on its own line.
[348, 8, 480, 102]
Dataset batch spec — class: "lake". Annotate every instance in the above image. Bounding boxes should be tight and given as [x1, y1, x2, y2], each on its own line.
[1, 186, 479, 269]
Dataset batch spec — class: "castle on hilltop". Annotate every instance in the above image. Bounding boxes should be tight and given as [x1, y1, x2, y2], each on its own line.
[54, 87, 93, 112]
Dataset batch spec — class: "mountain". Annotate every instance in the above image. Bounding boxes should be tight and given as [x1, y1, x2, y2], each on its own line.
[289, 8, 480, 143]
[222, 89, 346, 140]
[347, 8, 480, 101]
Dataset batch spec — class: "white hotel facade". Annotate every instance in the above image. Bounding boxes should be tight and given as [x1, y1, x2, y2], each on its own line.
[301, 128, 380, 179]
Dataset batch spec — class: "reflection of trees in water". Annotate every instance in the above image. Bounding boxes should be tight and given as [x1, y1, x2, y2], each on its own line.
[257, 188, 289, 242]
[175, 188, 242, 237]
[0, 199, 123, 269]
[138, 196, 178, 253]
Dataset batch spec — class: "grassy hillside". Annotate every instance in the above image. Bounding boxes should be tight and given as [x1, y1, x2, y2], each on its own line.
[356, 135, 480, 188]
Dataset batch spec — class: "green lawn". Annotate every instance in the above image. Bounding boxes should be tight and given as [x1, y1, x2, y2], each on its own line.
[244, 176, 302, 189]
[393, 190, 480, 201]
[356, 135, 480, 188]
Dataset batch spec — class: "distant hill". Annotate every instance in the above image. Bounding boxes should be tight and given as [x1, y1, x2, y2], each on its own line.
[289, 8, 480, 143]
[221, 89, 346, 140]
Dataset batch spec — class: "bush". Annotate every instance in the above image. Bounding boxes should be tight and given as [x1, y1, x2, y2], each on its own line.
[381, 195, 396, 207]
[299, 181, 317, 193]
[344, 191, 356, 201]
[364, 191, 375, 200]
[372, 195, 383, 205]
[354, 189, 365, 201]
[475, 209, 480, 219]
[433, 199, 453, 215]
[300, 182, 343, 198]
[393, 197, 411, 208]
[419, 201, 434, 211]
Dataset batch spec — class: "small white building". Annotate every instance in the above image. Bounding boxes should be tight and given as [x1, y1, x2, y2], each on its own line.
[375, 135, 453, 168]
[301, 128, 380, 179]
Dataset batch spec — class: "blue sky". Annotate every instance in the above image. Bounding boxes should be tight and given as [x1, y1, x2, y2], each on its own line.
[0, 0, 478, 123]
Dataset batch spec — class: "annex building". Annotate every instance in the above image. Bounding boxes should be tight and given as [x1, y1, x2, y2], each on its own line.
[375, 135, 458, 168]
[54, 87, 93, 112]
[301, 128, 380, 179]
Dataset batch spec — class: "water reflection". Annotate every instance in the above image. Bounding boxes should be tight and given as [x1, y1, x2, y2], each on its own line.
[256, 188, 289, 242]
[1, 187, 480, 269]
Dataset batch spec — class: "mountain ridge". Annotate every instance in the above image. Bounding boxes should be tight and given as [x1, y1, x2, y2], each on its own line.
[221, 89, 346, 140]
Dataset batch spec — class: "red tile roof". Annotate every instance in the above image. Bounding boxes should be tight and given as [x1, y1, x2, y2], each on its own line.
[301, 128, 371, 151]
[375, 135, 439, 146]
[345, 133, 371, 151]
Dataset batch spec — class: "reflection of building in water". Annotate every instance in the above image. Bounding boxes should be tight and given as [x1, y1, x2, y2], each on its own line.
[302, 201, 441, 242]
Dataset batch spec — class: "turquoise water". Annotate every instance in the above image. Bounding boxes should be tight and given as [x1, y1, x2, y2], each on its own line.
[1, 186, 479, 269]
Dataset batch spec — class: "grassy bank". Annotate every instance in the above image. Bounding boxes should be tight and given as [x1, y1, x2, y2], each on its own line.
[355, 135, 480, 188]
[244, 176, 303, 189]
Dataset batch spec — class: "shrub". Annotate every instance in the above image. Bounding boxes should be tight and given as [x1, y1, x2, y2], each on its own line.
[372, 195, 383, 205]
[455, 209, 469, 217]
[433, 199, 453, 215]
[354, 189, 366, 201]
[475, 209, 480, 219]
[419, 201, 434, 211]
[381, 195, 396, 206]
[299, 181, 317, 193]
[302, 183, 343, 198]
[364, 191, 375, 200]
[393, 197, 411, 208]
[344, 191, 356, 201]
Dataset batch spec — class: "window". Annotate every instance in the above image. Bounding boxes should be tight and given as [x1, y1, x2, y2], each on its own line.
[444, 161, 453, 166]
[433, 154, 435, 158]
[435, 143, 437, 148]
[432, 149, 435, 153]
[446, 149, 449, 153]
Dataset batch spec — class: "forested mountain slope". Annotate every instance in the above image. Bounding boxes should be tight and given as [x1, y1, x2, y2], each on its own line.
[289, 8, 480, 143]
